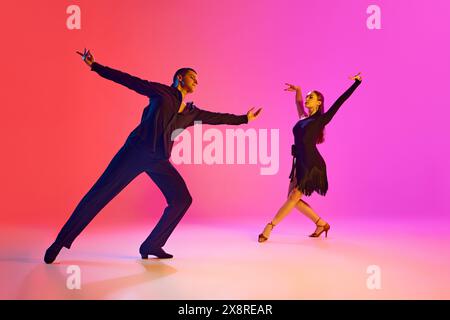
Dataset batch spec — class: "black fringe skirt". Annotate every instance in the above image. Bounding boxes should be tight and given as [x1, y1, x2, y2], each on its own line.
[288, 151, 328, 197]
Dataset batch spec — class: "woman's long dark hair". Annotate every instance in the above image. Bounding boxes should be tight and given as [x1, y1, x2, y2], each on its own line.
[311, 90, 325, 144]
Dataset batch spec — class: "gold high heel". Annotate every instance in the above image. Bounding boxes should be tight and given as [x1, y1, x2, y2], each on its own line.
[309, 217, 330, 238]
[258, 222, 275, 243]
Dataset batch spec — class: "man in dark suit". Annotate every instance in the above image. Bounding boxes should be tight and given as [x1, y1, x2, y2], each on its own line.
[44, 49, 261, 263]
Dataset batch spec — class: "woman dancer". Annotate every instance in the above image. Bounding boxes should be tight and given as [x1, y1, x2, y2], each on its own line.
[258, 73, 362, 242]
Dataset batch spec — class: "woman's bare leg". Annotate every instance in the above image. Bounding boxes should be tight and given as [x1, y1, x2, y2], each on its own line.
[259, 188, 303, 240]
[295, 199, 329, 235]
[295, 200, 319, 223]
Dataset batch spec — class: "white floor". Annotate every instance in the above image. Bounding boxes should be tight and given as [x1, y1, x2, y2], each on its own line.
[1, 218, 449, 299]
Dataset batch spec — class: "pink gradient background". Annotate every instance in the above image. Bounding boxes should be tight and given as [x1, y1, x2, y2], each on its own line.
[1, 0, 449, 231]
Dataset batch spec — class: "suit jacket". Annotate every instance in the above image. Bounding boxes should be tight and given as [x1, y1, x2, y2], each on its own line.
[91, 62, 248, 158]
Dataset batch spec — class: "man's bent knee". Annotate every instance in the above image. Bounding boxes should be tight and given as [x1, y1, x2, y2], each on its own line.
[184, 193, 193, 208]
[170, 192, 192, 211]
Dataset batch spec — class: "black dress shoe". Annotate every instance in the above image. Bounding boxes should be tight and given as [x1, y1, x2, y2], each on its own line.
[44, 242, 63, 264]
[140, 247, 173, 259]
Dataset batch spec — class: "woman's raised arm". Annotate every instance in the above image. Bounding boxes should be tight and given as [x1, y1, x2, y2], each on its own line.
[285, 83, 305, 118]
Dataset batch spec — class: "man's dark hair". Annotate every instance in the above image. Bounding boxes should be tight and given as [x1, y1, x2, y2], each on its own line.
[172, 68, 197, 86]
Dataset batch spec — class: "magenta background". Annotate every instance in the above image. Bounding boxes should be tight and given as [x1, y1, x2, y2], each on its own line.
[1, 0, 449, 229]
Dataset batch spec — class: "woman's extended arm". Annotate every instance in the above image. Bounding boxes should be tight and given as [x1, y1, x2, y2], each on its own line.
[321, 73, 362, 125]
[285, 83, 305, 118]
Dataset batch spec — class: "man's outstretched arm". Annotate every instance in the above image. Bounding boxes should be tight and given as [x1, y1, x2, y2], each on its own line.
[191, 106, 262, 125]
[77, 48, 161, 97]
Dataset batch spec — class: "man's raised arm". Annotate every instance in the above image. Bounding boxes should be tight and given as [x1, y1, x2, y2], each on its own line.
[77, 48, 161, 97]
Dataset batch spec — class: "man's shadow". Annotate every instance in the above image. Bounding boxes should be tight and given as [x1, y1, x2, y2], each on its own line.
[6, 255, 177, 299]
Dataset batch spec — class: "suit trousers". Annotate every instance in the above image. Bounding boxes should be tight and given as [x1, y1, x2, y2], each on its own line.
[55, 137, 192, 250]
